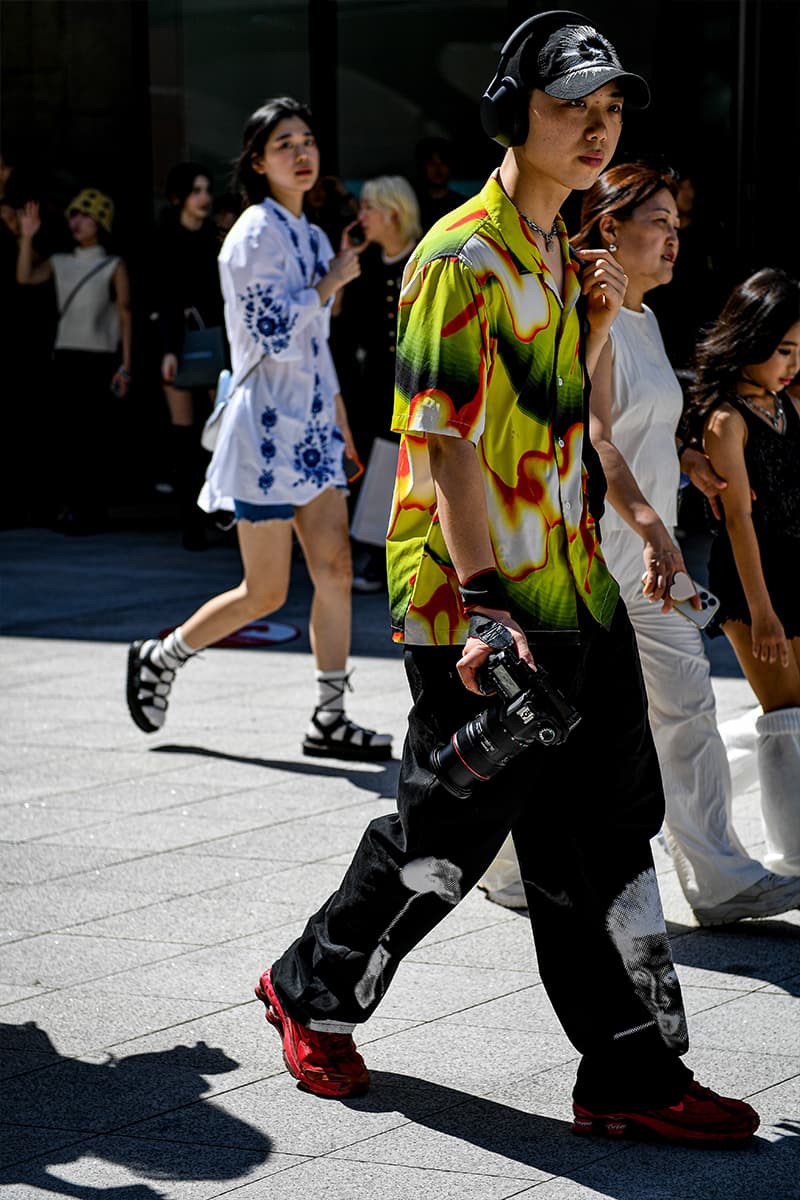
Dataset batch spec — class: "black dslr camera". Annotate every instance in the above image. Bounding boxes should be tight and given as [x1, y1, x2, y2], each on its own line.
[430, 619, 581, 800]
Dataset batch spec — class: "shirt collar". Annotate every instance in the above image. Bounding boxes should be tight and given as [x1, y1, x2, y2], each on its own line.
[480, 174, 581, 315]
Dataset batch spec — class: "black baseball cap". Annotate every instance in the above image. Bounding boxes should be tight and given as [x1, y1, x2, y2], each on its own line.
[517, 21, 650, 108]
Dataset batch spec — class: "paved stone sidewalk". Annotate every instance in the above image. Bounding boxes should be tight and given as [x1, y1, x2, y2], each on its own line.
[1, 528, 798, 1200]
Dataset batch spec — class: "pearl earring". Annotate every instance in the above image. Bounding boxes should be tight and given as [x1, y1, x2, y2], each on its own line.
[608, 243, 618, 252]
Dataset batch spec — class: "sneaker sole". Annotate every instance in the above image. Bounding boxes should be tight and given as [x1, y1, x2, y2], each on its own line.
[254, 974, 369, 1099]
[572, 1109, 758, 1145]
[126, 641, 161, 734]
[694, 890, 800, 927]
[302, 740, 393, 762]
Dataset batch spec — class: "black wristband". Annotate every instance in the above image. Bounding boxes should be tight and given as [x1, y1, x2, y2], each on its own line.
[459, 568, 509, 613]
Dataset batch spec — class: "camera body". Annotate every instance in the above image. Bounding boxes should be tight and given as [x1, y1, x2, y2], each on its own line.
[430, 623, 581, 800]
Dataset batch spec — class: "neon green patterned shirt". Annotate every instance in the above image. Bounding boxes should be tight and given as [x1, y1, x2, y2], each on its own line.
[388, 174, 619, 646]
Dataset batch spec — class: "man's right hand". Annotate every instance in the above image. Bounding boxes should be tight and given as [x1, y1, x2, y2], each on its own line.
[457, 609, 535, 694]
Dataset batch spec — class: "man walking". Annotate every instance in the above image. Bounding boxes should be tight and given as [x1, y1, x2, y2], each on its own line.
[257, 11, 759, 1145]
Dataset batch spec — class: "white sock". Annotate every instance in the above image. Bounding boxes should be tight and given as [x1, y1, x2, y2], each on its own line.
[313, 670, 349, 728]
[152, 627, 195, 671]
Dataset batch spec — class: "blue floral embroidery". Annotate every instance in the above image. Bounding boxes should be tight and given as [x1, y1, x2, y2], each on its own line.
[260, 438, 276, 462]
[310, 336, 319, 358]
[311, 372, 323, 416]
[261, 406, 277, 431]
[293, 419, 339, 489]
[258, 469, 275, 494]
[239, 283, 297, 353]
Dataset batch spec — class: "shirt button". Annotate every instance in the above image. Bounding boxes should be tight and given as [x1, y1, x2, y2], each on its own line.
[564, 501, 571, 511]
[557, 376, 563, 386]
[557, 438, 565, 448]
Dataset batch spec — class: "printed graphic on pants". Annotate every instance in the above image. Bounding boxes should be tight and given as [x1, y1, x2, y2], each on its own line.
[354, 856, 462, 1009]
[605, 867, 688, 1052]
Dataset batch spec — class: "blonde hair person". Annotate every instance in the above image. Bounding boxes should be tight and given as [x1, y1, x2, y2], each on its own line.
[339, 176, 420, 592]
[359, 175, 421, 248]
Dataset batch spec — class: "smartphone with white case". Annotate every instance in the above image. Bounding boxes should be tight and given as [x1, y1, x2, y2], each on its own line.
[669, 572, 720, 630]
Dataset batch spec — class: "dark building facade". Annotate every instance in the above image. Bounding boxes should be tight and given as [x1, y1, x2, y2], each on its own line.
[1, 0, 798, 517]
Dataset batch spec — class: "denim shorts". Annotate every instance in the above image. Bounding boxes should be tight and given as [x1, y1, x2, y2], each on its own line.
[233, 499, 294, 523]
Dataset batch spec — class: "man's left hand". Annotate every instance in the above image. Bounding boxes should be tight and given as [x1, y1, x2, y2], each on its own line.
[575, 248, 628, 340]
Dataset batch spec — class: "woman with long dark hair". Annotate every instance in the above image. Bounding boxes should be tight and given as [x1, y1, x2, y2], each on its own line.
[480, 166, 800, 924]
[688, 268, 800, 874]
[126, 97, 392, 761]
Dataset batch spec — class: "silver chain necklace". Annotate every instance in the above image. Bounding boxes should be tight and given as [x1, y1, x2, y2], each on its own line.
[735, 390, 786, 433]
[520, 212, 560, 251]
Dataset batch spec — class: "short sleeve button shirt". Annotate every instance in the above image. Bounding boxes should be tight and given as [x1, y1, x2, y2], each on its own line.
[387, 174, 619, 645]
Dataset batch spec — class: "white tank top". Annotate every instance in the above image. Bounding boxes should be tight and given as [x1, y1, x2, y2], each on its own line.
[601, 303, 683, 537]
[52, 246, 120, 353]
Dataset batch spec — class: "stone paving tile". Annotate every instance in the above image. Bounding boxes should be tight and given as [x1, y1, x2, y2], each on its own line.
[407, 913, 539, 973]
[0, 1050, 65, 1083]
[686, 990, 800, 1056]
[2, 882, 166, 935]
[167, 801, 397, 863]
[3, 753, 189, 805]
[0, 1138, 303, 1198]
[0, 990, 224, 1056]
[15, 778, 244, 816]
[328, 1084, 604, 1182]
[0, 841, 135, 884]
[0, 931, 196, 989]
[223, 1156, 532, 1199]
[93, 922, 308, 1004]
[37, 809, 272, 854]
[1, 803, 112, 842]
[69, 878, 302, 945]
[0, 983, 50, 1007]
[668, 920, 800, 992]
[359, 1023, 577, 1095]
[63, 849, 271, 898]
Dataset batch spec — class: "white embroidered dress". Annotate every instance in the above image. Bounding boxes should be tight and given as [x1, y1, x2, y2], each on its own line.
[199, 197, 345, 513]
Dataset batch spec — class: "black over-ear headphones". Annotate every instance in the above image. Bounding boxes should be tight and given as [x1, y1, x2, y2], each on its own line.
[480, 9, 588, 148]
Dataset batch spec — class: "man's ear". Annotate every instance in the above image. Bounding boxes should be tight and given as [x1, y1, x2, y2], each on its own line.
[598, 214, 618, 246]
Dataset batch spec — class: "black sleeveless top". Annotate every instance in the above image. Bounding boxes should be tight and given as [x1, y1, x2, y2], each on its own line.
[730, 392, 800, 540]
[706, 392, 800, 637]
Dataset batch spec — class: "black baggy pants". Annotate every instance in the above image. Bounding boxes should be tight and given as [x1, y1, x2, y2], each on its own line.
[272, 602, 693, 1109]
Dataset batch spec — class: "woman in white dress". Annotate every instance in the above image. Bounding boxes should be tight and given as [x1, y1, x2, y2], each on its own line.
[126, 97, 392, 761]
[480, 163, 800, 926]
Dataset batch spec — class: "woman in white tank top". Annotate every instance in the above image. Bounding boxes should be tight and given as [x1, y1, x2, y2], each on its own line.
[16, 188, 131, 533]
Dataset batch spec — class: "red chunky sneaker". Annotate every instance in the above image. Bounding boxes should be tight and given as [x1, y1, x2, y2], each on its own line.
[255, 969, 370, 1099]
[572, 1080, 759, 1145]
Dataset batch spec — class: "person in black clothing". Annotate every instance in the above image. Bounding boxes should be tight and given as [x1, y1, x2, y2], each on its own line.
[338, 175, 421, 591]
[157, 161, 225, 549]
[414, 137, 464, 233]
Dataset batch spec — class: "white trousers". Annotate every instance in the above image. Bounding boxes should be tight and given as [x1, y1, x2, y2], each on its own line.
[480, 531, 766, 910]
[604, 532, 764, 908]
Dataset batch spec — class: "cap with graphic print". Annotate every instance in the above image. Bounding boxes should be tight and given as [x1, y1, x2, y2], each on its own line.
[518, 22, 650, 108]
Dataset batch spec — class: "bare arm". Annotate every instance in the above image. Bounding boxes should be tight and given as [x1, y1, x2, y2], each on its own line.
[704, 405, 789, 667]
[16, 202, 52, 286]
[112, 260, 132, 396]
[589, 341, 689, 608]
[426, 433, 534, 691]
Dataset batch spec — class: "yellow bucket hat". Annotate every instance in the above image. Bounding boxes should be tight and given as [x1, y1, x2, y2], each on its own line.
[65, 188, 114, 233]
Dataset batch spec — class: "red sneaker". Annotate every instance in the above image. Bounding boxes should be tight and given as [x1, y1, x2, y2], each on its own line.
[255, 969, 370, 1099]
[572, 1080, 759, 1145]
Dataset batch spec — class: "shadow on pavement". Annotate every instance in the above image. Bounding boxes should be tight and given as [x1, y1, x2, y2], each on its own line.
[667, 918, 800, 995]
[151, 743, 401, 798]
[343, 1071, 799, 1197]
[0, 1022, 271, 1199]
